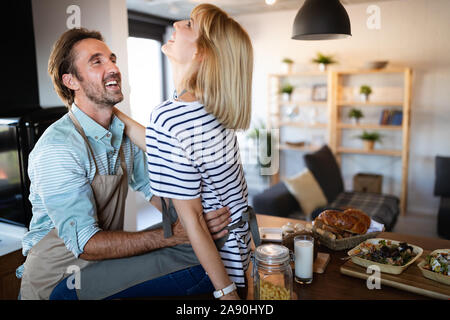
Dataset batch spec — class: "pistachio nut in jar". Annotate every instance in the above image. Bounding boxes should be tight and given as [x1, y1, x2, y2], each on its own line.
[253, 244, 293, 300]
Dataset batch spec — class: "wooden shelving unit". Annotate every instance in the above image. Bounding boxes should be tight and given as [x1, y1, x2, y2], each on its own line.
[278, 121, 327, 128]
[279, 144, 321, 152]
[330, 68, 413, 216]
[337, 101, 404, 107]
[267, 71, 332, 184]
[267, 68, 412, 216]
[337, 147, 402, 157]
[337, 123, 402, 130]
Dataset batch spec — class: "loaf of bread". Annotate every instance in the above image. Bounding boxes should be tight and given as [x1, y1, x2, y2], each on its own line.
[343, 208, 371, 229]
[315, 209, 370, 235]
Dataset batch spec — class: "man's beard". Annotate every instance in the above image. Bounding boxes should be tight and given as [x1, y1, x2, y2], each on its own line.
[80, 76, 124, 108]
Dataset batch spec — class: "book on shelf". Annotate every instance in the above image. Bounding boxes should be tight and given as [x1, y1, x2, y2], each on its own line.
[379, 109, 403, 125]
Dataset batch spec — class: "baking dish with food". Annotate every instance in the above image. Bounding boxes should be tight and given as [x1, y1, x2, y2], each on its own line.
[417, 249, 449, 286]
[347, 238, 423, 275]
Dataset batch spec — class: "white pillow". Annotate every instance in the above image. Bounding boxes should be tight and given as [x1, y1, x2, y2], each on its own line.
[284, 168, 327, 217]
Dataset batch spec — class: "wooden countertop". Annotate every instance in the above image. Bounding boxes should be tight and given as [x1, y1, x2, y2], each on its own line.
[248, 214, 450, 300]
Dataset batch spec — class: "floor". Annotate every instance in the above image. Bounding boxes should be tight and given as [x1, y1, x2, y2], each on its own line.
[392, 212, 441, 239]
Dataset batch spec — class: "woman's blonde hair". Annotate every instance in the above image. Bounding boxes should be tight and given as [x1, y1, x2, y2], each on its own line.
[185, 4, 253, 130]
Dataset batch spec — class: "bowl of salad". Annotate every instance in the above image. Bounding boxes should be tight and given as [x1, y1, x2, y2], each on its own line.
[347, 238, 423, 274]
[417, 249, 449, 286]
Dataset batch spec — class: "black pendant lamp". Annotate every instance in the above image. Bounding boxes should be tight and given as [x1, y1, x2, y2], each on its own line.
[292, 0, 351, 40]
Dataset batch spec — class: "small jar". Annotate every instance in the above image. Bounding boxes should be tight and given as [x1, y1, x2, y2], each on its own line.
[252, 244, 293, 300]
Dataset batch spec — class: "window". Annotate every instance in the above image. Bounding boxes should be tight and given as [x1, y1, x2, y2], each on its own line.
[127, 11, 173, 125]
[126, 11, 173, 230]
[127, 37, 163, 125]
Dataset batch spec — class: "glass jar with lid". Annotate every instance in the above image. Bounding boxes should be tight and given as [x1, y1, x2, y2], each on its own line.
[252, 244, 293, 300]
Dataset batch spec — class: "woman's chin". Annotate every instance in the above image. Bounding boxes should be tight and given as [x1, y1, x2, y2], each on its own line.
[161, 44, 169, 55]
[161, 47, 174, 60]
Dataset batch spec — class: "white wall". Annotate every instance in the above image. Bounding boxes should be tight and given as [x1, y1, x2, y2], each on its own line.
[31, 0, 145, 230]
[32, 0, 131, 112]
[235, 0, 450, 215]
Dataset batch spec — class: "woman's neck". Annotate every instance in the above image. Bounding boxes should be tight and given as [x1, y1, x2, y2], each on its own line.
[172, 64, 197, 102]
[176, 91, 197, 102]
[172, 63, 189, 93]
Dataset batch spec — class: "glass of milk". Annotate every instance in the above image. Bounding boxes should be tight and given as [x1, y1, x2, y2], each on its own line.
[294, 235, 314, 284]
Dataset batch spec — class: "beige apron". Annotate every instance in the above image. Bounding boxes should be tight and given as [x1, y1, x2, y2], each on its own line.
[19, 111, 131, 300]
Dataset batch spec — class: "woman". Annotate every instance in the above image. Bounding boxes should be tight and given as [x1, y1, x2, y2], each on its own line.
[115, 4, 254, 300]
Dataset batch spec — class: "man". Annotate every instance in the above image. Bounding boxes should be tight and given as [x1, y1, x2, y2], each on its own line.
[17, 28, 231, 300]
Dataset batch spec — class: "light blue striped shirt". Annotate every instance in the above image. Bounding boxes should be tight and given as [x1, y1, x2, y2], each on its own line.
[16, 104, 152, 278]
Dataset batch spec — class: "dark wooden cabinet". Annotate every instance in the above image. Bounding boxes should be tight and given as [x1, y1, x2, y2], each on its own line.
[0, 250, 25, 300]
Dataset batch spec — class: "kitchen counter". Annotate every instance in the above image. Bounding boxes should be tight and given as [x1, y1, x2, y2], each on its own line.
[0, 222, 27, 257]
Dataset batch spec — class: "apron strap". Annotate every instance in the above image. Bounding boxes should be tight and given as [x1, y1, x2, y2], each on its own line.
[225, 206, 261, 248]
[242, 206, 261, 247]
[159, 198, 261, 248]
[68, 111, 99, 171]
[69, 110, 128, 176]
[160, 198, 177, 238]
[213, 206, 261, 249]
[118, 144, 127, 174]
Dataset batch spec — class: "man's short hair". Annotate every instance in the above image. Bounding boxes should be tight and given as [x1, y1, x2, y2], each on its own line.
[48, 28, 104, 107]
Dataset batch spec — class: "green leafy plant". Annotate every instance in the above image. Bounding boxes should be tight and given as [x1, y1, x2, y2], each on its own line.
[247, 120, 272, 168]
[280, 83, 294, 95]
[357, 131, 382, 142]
[312, 52, 337, 65]
[360, 85, 372, 96]
[348, 108, 364, 119]
[282, 57, 294, 64]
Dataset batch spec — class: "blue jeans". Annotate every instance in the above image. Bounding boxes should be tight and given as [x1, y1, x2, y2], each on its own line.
[49, 264, 213, 300]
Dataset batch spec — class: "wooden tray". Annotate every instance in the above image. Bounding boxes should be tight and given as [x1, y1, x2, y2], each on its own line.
[340, 250, 450, 300]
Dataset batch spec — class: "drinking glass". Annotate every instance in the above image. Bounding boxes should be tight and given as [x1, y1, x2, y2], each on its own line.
[294, 235, 314, 284]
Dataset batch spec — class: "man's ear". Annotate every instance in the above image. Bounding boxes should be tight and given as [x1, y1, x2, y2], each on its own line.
[62, 73, 80, 91]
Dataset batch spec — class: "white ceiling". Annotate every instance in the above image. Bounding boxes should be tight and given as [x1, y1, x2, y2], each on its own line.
[127, 0, 397, 21]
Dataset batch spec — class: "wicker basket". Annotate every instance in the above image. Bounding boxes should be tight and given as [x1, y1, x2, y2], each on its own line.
[312, 226, 382, 251]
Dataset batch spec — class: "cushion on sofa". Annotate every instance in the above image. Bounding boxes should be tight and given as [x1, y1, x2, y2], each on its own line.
[329, 191, 400, 231]
[284, 169, 327, 218]
[252, 182, 301, 217]
[304, 145, 344, 203]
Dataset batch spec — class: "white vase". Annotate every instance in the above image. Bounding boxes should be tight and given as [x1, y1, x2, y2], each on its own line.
[282, 93, 291, 102]
[351, 117, 360, 125]
[360, 93, 369, 102]
[318, 63, 326, 72]
[282, 63, 293, 74]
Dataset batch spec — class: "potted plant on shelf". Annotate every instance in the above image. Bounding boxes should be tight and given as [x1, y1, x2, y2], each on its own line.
[357, 131, 382, 151]
[281, 57, 294, 74]
[348, 108, 364, 125]
[247, 120, 272, 170]
[360, 85, 372, 102]
[280, 83, 294, 101]
[312, 52, 337, 72]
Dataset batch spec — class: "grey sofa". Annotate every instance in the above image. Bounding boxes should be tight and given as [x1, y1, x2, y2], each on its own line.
[253, 145, 400, 231]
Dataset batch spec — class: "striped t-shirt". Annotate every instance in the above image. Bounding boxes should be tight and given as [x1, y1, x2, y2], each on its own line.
[146, 99, 251, 287]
